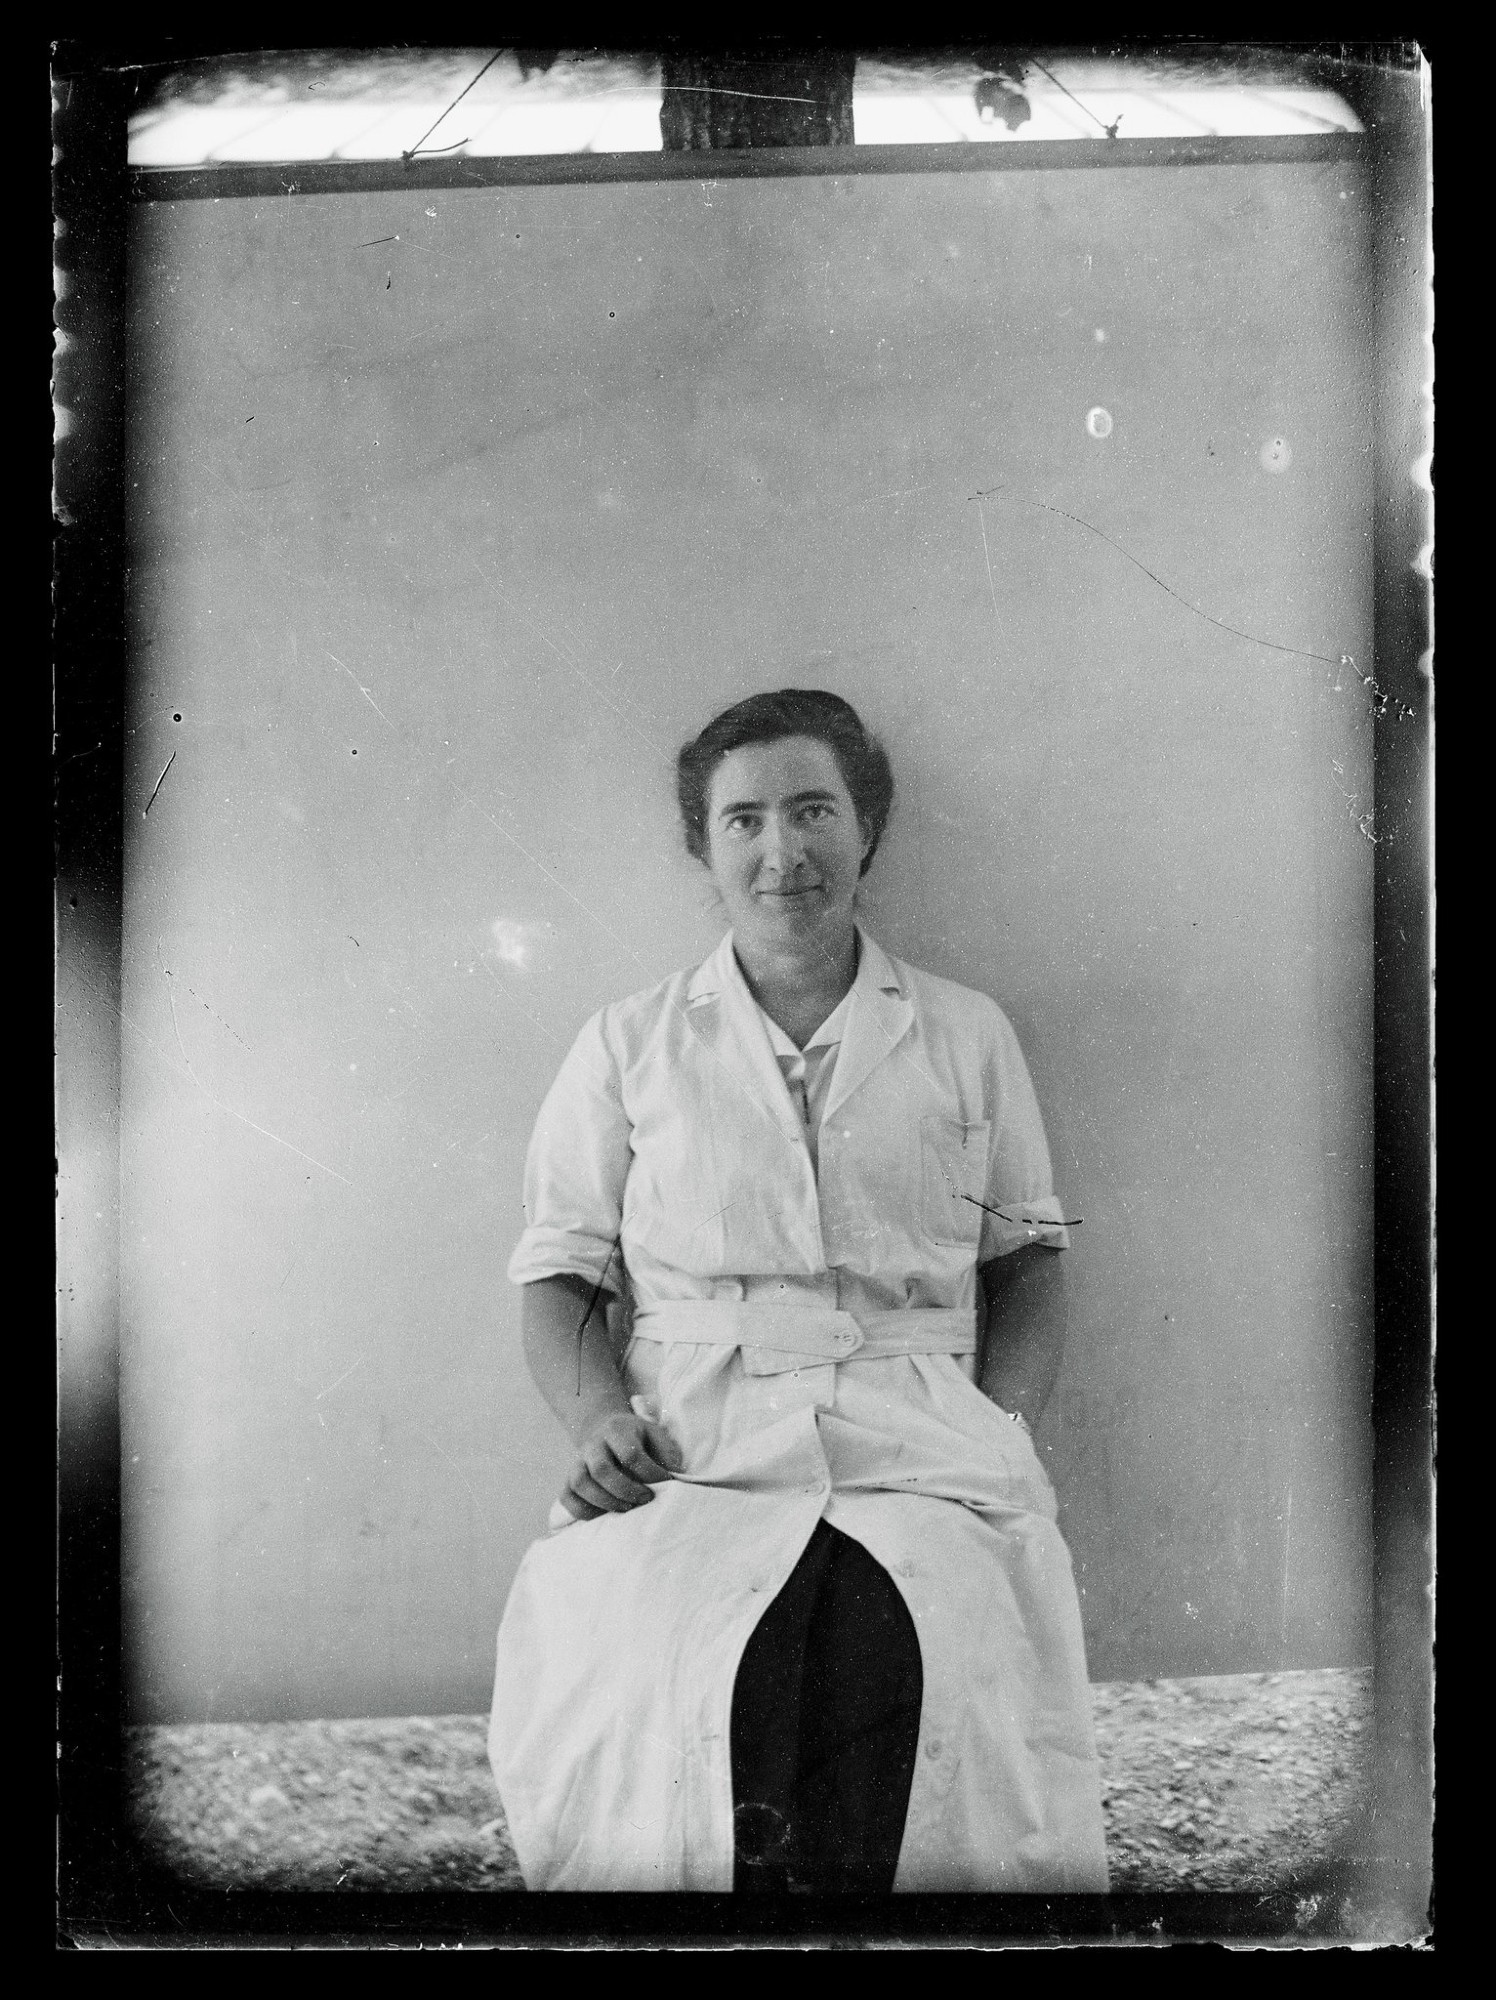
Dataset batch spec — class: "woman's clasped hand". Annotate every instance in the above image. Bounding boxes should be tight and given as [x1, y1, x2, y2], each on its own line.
[560, 1407, 682, 1520]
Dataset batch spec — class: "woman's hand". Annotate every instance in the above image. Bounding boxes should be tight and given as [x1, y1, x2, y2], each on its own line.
[559, 1410, 682, 1522]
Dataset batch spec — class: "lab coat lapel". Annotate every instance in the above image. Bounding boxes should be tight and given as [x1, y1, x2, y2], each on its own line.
[683, 934, 803, 1141]
[823, 930, 915, 1121]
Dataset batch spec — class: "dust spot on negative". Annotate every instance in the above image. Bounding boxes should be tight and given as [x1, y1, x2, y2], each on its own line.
[489, 917, 550, 971]
[1086, 407, 1113, 439]
[1260, 437, 1292, 473]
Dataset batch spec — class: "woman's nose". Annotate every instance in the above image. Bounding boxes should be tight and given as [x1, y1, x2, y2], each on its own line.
[761, 815, 806, 870]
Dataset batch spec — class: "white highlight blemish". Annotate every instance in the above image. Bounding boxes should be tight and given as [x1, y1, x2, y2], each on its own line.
[1093, 327, 1106, 342]
[1260, 436, 1292, 473]
[490, 918, 543, 970]
[1085, 407, 1113, 439]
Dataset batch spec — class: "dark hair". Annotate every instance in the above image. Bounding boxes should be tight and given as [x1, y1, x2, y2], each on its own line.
[676, 689, 895, 878]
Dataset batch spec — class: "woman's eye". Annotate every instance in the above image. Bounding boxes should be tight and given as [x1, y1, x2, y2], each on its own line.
[801, 802, 834, 821]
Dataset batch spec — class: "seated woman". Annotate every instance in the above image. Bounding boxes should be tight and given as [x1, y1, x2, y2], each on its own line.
[488, 689, 1108, 1893]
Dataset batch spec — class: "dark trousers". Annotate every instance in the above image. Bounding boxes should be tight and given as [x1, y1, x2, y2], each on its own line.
[730, 1520, 924, 1894]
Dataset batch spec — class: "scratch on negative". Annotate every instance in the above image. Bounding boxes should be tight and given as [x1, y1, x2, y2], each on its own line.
[160, 954, 351, 1184]
[851, 485, 931, 510]
[326, 652, 397, 731]
[315, 1355, 366, 1400]
[662, 85, 817, 104]
[484, 579, 662, 760]
[979, 491, 1384, 684]
[179, 973, 252, 1050]
[475, 957, 568, 1049]
[143, 751, 177, 817]
[688, 1200, 737, 1239]
[960, 1193, 1084, 1227]
[66, 951, 356, 1194]
[975, 499, 1000, 621]
[574, 1235, 623, 1393]
[640, 1727, 689, 1765]
[449, 774, 645, 966]
[424, 1433, 490, 1531]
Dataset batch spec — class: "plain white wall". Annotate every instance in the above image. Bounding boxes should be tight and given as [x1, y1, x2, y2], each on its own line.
[122, 158, 1374, 1720]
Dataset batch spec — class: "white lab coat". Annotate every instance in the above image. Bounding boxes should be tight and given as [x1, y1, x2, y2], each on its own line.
[489, 929, 1108, 1892]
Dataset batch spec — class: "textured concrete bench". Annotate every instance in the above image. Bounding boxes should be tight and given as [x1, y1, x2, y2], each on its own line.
[127, 1667, 1372, 1895]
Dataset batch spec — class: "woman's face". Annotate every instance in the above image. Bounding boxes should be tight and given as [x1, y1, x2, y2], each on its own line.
[703, 735, 871, 955]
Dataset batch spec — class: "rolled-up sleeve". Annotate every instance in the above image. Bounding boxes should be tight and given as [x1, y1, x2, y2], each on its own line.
[506, 1010, 633, 1292]
[978, 1006, 1072, 1262]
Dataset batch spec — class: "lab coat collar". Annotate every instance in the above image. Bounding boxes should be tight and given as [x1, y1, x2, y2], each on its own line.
[683, 934, 806, 1141]
[684, 927, 914, 1127]
[822, 929, 916, 1121]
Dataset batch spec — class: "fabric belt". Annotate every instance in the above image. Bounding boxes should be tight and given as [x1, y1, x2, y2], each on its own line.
[631, 1300, 977, 1374]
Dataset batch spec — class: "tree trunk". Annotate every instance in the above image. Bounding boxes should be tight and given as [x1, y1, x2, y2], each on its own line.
[660, 50, 856, 150]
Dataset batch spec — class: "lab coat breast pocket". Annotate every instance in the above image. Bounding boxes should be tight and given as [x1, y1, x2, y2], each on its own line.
[920, 1115, 991, 1246]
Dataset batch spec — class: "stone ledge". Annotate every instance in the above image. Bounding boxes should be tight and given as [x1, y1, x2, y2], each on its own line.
[126, 1666, 1373, 1894]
